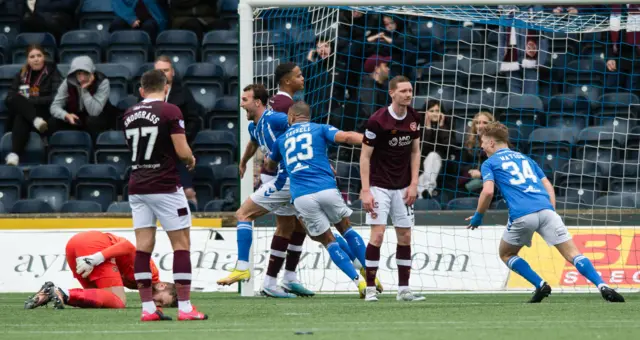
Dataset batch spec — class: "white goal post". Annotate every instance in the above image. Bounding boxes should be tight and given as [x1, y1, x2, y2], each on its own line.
[237, 0, 640, 297]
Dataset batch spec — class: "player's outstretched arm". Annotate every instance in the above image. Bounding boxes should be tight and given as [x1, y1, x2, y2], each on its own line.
[466, 181, 494, 230]
[334, 131, 363, 145]
[541, 178, 556, 209]
[359, 144, 375, 214]
[171, 134, 196, 170]
[240, 141, 259, 178]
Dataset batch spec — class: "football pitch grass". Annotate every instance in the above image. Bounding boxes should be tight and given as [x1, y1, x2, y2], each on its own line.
[1, 292, 638, 340]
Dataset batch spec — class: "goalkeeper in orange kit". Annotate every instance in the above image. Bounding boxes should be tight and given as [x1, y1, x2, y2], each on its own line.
[25, 231, 177, 310]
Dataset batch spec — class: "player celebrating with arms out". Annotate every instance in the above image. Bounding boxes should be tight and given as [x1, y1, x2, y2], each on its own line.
[467, 122, 624, 303]
[360, 76, 424, 302]
[217, 82, 313, 298]
[25, 231, 176, 310]
[123, 69, 207, 321]
[267, 101, 369, 295]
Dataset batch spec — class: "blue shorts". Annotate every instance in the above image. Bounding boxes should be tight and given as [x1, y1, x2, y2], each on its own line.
[177, 162, 193, 189]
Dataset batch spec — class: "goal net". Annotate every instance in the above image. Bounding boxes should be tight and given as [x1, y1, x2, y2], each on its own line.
[240, 1, 640, 295]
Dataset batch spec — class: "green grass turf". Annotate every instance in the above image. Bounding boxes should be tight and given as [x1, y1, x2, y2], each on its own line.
[1, 292, 638, 340]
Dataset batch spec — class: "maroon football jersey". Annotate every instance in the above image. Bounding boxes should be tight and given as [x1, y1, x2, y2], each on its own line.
[362, 105, 421, 190]
[122, 99, 185, 195]
[268, 91, 294, 113]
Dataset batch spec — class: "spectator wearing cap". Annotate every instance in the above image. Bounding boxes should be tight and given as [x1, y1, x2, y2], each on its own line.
[357, 55, 391, 127]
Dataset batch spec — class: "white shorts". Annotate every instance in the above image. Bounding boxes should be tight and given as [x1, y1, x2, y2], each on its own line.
[129, 187, 192, 231]
[502, 209, 572, 247]
[251, 175, 296, 216]
[294, 189, 352, 237]
[365, 186, 415, 228]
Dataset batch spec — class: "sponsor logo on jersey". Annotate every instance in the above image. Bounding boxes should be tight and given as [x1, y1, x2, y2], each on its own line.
[523, 185, 541, 193]
[365, 129, 376, 139]
[179, 120, 185, 129]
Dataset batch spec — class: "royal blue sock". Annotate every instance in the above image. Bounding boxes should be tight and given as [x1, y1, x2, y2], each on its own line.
[573, 255, 605, 288]
[343, 228, 367, 269]
[327, 242, 359, 280]
[236, 221, 253, 270]
[333, 233, 355, 261]
[507, 256, 544, 289]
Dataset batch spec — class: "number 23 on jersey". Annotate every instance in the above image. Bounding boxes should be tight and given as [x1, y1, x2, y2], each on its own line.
[284, 133, 313, 165]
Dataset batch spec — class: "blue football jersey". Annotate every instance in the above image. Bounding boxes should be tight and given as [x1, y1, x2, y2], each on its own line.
[270, 122, 340, 200]
[481, 148, 554, 220]
[248, 109, 290, 187]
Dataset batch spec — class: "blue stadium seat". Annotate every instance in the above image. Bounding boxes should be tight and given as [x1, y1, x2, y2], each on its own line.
[107, 31, 150, 74]
[12, 33, 57, 64]
[576, 126, 626, 148]
[446, 197, 479, 210]
[95, 63, 131, 106]
[228, 65, 239, 95]
[609, 177, 639, 194]
[219, 164, 239, 199]
[555, 160, 603, 205]
[75, 164, 120, 212]
[596, 92, 640, 117]
[131, 63, 154, 93]
[203, 199, 226, 212]
[0, 64, 22, 105]
[60, 200, 103, 213]
[208, 53, 238, 90]
[95, 131, 131, 176]
[192, 166, 216, 211]
[0, 200, 4, 214]
[183, 63, 225, 112]
[0, 165, 23, 211]
[468, 61, 503, 94]
[79, 0, 115, 35]
[202, 30, 238, 57]
[0, 132, 44, 165]
[556, 195, 584, 210]
[107, 201, 132, 213]
[0, 16, 20, 44]
[59, 30, 104, 64]
[425, 56, 470, 86]
[48, 131, 92, 176]
[209, 96, 239, 132]
[444, 27, 483, 57]
[566, 84, 601, 104]
[27, 165, 72, 211]
[0, 34, 8, 64]
[155, 30, 198, 77]
[414, 199, 441, 211]
[593, 193, 637, 209]
[499, 94, 544, 140]
[117, 95, 139, 112]
[10, 199, 54, 214]
[192, 130, 237, 167]
[57, 64, 70, 77]
[565, 58, 607, 86]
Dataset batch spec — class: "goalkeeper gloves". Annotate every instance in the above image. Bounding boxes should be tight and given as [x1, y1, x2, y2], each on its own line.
[467, 212, 484, 230]
[76, 252, 106, 278]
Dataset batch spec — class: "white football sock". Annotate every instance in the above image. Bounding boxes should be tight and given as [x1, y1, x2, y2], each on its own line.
[142, 301, 156, 314]
[264, 275, 277, 289]
[178, 300, 193, 313]
[236, 260, 250, 271]
[283, 270, 297, 283]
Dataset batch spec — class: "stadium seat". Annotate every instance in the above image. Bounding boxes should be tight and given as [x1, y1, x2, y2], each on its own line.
[107, 31, 151, 74]
[203, 199, 226, 212]
[60, 200, 103, 213]
[57, 64, 70, 77]
[107, 201, 132, 213]
[425, 56, 470, 86]
[528, 128, 577, 176]
[131, 63, 154, 93]
[0, 132, 44, 165]
[596, 92, 640, 117]
[468, 61, 503, 94]
[219, 164, 239, 200]
[192, 130, 237, 167]
[565, 58, 607, 86]
[117, 95, 139, 112]
[192, 166, 216, 211]
[202, 30, 239, 57]
[95, 63, 131, 106]
[95, 130, 131, 176]
[207, 52, 238, 80]
[576, 126, 626, 149]
[79, 0, 115, 35]
[556, 195, 584, 210]
[75, 164, 120, 212]
[0, 15, 20, 44]
[27, 165, 72, 212]
[414, 199, 441, 211]
[10, 199, 54, 214]
[48, 131, 93, 176]
[59, 30, 104, 64]
[444, 27, 483, 57]
[593, 193, 637, 209]
[0, 165, 23, 211]
[0, 200, 4, 214]
[209, 96, 239, 132]
[0, 64, 22, 105]
[565, 84, 601, 104]
[183, 63, 225, 112]
[446, 197, 479, 210]
[499, 94, 544, 140]
[0, 34, 8, 64]
[155, 30, 198, 77]
[12, 33, 57, 64]
[609, 177, 639, 194]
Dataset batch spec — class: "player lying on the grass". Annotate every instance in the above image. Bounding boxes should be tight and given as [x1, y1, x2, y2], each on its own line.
[25, 231, 177, 310]
[466, 122, 624, 303]
[123, 69, 206, 321]
[267, 100, 371, 297]
[217, 81, 313, 298]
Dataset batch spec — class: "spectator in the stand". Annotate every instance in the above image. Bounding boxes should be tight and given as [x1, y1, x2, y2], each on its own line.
[606, 4, 640, 92]
[367, 15, 417, 77]
[110, 0, 168, 42]
[460, 111, 494, 193]
[152, 55, 201, 204]
[498, 5, 549, 95]
[49, 56, 118, 139]
[303, 36, 348, 115]
[168, 0, 228, 40]
[4, 45, 61, 166]
[358, 55, 390, 127]
[19, 0, 80, 42]
[418, 100, 452, 199]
